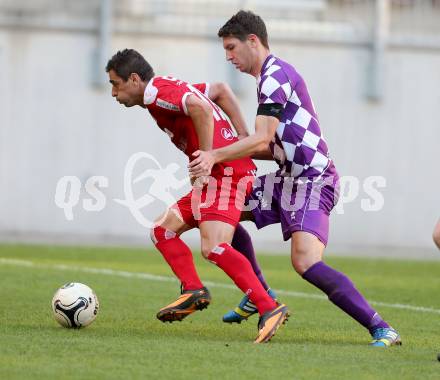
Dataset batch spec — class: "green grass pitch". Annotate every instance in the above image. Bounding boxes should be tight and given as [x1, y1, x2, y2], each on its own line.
[0, 243, 439, 379]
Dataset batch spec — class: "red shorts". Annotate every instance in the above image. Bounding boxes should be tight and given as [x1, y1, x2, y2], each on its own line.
[171, 174, 254, 227]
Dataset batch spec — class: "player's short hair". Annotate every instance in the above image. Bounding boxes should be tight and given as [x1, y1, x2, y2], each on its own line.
[106, 49, 155, 82]
[218, 10, 269, 49]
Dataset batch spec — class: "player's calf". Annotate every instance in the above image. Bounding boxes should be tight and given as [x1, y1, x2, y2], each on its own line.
[151, 225, 205, 291]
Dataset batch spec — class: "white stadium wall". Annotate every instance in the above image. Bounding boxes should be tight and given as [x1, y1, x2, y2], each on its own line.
[0, 17, 439, 254]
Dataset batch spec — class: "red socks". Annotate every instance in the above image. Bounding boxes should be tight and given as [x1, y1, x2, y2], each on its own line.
[207, 243, 276, 315]
[152, 227, 277, 315]
[151, 226, 204, 291]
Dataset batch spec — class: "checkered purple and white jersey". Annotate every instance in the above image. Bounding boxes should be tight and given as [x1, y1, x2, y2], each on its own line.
[257, 54, 338, 180]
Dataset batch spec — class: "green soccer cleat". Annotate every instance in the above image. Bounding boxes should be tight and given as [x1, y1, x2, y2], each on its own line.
[156, 287, 211, 323]
[222, 288, 277, 324]
[370, 327, 402, 347]
[254, 303, 290, 344]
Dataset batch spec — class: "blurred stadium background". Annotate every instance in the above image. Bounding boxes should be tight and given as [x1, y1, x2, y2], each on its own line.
[0, 0, 439, 258]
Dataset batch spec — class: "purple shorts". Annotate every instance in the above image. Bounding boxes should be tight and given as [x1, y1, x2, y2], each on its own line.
[247, 172, 339, 245]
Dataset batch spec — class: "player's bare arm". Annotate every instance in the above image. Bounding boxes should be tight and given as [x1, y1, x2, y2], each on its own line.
[186, 93, 214, 185]
[251, 145, 274, 160]
[208, 82, 272, 160]
[189, 114, 278, 177]
[185, 94, 214, 151]
[208, 82, 249, 139]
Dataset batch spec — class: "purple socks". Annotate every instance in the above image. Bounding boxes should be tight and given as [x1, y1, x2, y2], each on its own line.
[302, 261, 389, 333]
[231, 224, 269, 290]
[231, 226, 388, 333]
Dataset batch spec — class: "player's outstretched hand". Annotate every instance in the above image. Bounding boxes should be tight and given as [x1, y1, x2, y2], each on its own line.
[189, 150, 215, 177]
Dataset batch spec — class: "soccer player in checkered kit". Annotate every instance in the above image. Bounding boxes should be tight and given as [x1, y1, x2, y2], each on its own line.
[189, 10, 401, 347]
[106, 49, 289, 343]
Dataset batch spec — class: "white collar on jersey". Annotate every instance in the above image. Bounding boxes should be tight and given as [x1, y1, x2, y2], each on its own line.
[143, 77, 159, 105]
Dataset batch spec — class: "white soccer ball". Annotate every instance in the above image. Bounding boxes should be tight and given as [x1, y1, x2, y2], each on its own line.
[52, 282, 99, 328]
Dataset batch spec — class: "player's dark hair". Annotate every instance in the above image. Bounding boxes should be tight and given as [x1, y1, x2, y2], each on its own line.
[106, 49, 155, 82]
[218, 10, 269, 49]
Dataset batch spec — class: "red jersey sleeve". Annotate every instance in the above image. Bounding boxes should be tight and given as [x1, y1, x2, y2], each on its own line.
[145, 77, 193, 116]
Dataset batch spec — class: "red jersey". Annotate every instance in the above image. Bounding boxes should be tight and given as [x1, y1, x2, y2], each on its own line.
[143, 76, 256, 177]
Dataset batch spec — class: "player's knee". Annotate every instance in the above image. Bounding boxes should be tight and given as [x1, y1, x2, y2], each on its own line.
[200, 238, 221, 259]
[200, 243, 213, 259]
[150, 225, 176, 245]
[291, 232, 324, 275]
[291, 239, 309, 257]
[291, 257, 309, 275]
[291, 244, 316, 275]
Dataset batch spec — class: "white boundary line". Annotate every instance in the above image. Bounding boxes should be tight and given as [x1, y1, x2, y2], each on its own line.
[1, 257, 439, 315]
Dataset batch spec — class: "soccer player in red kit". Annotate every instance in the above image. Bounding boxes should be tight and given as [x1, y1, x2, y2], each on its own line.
[105, 49, 288, 343]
